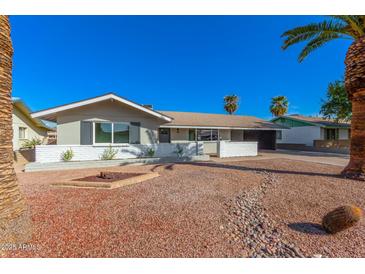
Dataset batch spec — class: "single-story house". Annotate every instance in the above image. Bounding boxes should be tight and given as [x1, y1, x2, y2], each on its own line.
[271, 114, 351, 152]
[30, 93, 285, 163]
[12, 97, 53, 151]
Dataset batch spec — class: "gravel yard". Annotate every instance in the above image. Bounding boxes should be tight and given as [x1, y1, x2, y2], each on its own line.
[3, 158, 365, 257]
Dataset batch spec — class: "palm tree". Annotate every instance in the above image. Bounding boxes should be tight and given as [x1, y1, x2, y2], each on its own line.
[224, 94, 239, 115]
[0, 16, 25, 228]
[282, 16, 365, 180]
[270, 95, 289, 117]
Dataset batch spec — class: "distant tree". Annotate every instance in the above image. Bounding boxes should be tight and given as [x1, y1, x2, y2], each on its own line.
[320, 80, 351, 122]
[224, 95, 239, 115]
[270, 96, 289, 117]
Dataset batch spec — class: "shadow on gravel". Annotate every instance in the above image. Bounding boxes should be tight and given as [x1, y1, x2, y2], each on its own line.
[150, 163, 175, 172]
[288, 222, 327, 235]
[173, 161, 345, 179]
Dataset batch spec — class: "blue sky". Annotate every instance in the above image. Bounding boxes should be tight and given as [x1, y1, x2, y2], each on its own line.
[10, 16, 351, 119]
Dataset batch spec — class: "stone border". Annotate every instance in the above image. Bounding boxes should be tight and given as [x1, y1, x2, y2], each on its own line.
[51, 172, 160, 189]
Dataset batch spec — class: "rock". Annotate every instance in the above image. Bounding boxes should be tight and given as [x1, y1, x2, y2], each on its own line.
[223, 172, 306, 258]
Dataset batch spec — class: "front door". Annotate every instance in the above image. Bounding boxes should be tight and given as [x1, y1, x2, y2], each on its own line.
[159, 128, 171, 143]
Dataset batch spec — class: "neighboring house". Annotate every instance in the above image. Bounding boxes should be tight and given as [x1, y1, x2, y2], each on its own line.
[271, 114, 351, 152]
[30, 93, 285, 162]
[12, 98, 53, 151]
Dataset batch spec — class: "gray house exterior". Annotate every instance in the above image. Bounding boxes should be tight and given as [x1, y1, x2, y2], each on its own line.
[31, 93, 285, 155]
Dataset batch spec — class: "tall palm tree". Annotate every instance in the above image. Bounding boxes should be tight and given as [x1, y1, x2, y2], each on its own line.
[270, 95, 289, 117]
[281, 15, 365, 180]
[0, 16, 25, 228]
[224, 94, 239, 115]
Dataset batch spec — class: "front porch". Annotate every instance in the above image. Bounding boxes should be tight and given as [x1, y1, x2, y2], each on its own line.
[159, 127, 277, 155]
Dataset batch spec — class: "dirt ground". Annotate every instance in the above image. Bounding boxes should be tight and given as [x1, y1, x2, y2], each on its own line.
[3, 158, 365, 258]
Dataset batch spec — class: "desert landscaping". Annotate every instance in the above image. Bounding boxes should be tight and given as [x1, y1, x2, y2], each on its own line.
[3, 153, 364, 258]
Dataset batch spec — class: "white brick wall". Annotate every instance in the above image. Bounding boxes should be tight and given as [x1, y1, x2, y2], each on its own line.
[218, 141, 258, 158]
[35, 142, 204, 163]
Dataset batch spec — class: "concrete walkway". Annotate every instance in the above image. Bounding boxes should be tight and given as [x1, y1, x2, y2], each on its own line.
[212, 149, 350, 167]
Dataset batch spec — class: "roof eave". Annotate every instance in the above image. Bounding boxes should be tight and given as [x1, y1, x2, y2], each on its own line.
[31, 93, 173, 122]
[13, 100, 53, 131]
[161, 125, 288, 130]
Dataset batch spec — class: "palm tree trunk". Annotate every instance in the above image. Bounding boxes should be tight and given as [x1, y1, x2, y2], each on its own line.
[0, 16, 25, 227]
[342, 36, 365, 180]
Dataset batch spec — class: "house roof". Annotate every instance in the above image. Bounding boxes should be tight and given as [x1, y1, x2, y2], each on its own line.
[159, 111, 286, 130]
[272, 114, 351, 128]
[12, 98, 53, 131]
[31, 93, 173, 122]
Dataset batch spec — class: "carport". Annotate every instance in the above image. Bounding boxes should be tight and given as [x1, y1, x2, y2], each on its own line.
[231, 129, 277, 150]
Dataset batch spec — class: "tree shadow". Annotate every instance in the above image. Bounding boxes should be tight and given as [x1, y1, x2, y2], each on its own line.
[288, 222, 328, 235]
[176, 161, 346, 179]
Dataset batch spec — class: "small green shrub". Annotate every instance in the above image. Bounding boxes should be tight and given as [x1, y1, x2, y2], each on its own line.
[175, 144, 184, 158]
[146, 147, 155, 157]
[61, 148, 74, 162]
[21, 137, 42, 149]
[100, 146, 118, 160]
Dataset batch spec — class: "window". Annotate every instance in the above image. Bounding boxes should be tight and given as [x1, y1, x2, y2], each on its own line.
[113, 123, 129, 143]
[211, 130, 218, 141]
[19, 127, 27, 139]
[325, 128, 338, 140]
[276, 130, 282, 140]
[94, 122, 130, 144]
[197, 129, 212, 141]
[197, 129, 219, 141]
[188, 129, 196, 141]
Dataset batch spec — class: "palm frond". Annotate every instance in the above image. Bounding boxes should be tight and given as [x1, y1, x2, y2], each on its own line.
[330, 15, 365, 37]
[281, 20, 354, 50]
[297, 32, 343, 62]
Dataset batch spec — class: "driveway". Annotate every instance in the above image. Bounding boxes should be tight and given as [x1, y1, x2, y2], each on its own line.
[212, 149, 350, 167]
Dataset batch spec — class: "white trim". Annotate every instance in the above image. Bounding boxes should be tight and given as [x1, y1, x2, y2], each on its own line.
[31, 93, 172, 122]
[161, 125, 286, 130]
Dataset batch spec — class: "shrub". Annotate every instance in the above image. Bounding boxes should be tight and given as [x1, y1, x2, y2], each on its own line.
[61, 148, 74, 162]
[21, 137, 42, 149]
[145, 147, 155, 157]
[175, 144, 184, 158]
[322, 205, 363, 234]
[100, 146, 118, 160]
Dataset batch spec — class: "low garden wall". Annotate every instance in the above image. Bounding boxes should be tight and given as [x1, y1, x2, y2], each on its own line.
[217, 141, 258, 158]
[313, 139, 350, 150]
[35, 142, 204, 163]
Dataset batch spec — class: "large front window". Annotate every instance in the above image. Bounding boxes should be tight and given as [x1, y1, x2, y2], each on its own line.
[94, 122, 129, 144]
[197, 129, 218, 141]
[114, 123, 129, 143]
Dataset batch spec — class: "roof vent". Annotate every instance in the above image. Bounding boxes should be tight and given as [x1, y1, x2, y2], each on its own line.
[143, 104, 153, 109]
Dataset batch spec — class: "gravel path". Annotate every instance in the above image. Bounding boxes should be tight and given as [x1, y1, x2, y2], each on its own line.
[2, 158, 365, 257]
[223, 171, 305, 257]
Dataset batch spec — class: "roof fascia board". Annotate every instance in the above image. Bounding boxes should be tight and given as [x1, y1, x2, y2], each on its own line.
[161, 125, 287, 130]
[13, 100, 52, 130]
[31, 93, 172, 122]
[273, 116, 320, 127]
